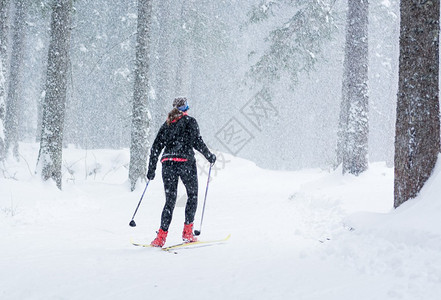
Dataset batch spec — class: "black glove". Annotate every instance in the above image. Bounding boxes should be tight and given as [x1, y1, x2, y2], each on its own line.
[146, 169, 155, 180]
[208, 153, 216, 164]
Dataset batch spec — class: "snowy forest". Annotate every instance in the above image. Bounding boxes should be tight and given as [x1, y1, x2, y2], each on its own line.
[1, 0, 441, 299]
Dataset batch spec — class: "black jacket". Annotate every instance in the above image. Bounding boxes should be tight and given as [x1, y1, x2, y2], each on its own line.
[147, 115, 213, 175]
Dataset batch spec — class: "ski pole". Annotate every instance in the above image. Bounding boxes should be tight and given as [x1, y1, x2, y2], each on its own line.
[194, 163, 213, 236]
[129, 180, 150, 227]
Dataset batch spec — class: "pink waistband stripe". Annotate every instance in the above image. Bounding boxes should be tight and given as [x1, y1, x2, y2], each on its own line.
[161, 157, 188, 163]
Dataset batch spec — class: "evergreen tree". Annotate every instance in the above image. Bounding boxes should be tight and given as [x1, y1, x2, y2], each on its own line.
[129, 0, 153, 191]
[394, 0, 440, 208]
[4, 0, 26, 159]
[337, 0, 369, 175]
[0, 0, 9, 161]
[247, 0, 336, 94]
[38, 0, 73, 189]
[0, 58, 5, 161]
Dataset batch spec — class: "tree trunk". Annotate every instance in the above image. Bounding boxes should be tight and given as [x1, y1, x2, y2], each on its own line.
[129, 0, 153, 191]
[337, 0, 369, 175]
[394, 0, 440, 208]
[39, 0, 73, 190]
[0, 58, 5, 161]
[0, 0, 9, 161]
[0, 0, 9, 69]
[4, 0, 25, 159]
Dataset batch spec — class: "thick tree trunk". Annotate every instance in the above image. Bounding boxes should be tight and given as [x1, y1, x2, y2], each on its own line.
[394, 0, 440, 208]
[0, 0, 9, 67]
[39, 0, 72, 190]
[0, 58, 5, 161]
[0, 0, 9, 161]
[337, 0, 369, 175]
[4, 0, 25, 159]
[129, 0, 153, 191]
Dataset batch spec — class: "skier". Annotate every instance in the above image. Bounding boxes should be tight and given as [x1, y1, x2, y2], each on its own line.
[146, 97, 216, 247]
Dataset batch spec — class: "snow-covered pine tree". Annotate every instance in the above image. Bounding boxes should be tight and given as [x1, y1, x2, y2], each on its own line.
[38, 0, 72, 190]
[0, 1, 8, 65]
[4, 0, 26, 159]
[394, 0, 440, 208]
[247, 0, 336, 102]
[129, 0, 153, 191]
[0, 0, 9, 161]
[337, 0, 369, 175]
[0, 58, 5, 161]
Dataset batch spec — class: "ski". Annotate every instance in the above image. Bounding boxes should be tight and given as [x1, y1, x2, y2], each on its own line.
[163, 234, 231, 251]
[131, 234, 231, 251]
[131, 241, 155, 248]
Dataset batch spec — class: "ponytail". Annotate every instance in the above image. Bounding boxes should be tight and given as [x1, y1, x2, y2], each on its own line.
[166, 108, 183, 125]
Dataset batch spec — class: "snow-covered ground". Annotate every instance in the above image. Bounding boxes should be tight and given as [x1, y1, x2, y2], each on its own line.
[1, 143, 440, 300]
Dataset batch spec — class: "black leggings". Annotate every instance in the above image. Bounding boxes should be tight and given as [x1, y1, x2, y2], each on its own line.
[160, 160, 198, 231]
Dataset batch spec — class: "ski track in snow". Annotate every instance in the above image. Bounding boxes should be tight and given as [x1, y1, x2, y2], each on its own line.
[1, 144, 441, 300]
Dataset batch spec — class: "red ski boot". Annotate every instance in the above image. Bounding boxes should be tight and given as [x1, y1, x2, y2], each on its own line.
[182, 223, 197, 243]
[150, 229, 168, 247]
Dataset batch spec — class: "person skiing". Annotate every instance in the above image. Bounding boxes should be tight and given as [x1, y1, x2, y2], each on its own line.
[147, 97, 216, 247]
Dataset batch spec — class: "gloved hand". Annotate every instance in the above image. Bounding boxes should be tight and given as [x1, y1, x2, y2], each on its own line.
[146, 169, 155, 180]
[208, 153, 216, 164]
